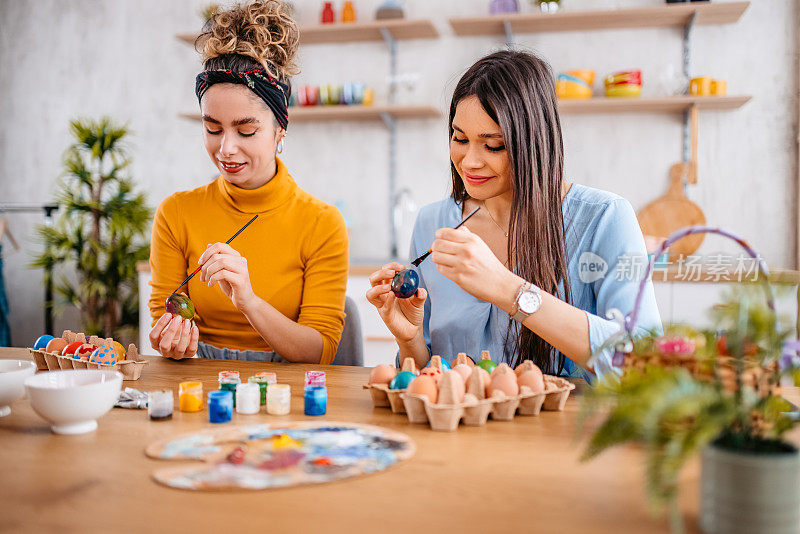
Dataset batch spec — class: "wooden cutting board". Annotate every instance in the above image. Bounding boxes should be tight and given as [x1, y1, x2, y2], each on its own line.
[637, 162, 706, 258]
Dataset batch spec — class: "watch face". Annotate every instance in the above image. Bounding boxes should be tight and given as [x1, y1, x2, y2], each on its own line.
[518, 291, 541, 314]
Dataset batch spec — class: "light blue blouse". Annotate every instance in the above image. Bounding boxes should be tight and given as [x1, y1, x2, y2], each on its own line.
[406, 183, 662, 381]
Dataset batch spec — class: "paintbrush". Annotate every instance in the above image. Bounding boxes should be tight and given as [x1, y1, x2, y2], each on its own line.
[167, 214, 259, 299]
[410, 206, 481, 267]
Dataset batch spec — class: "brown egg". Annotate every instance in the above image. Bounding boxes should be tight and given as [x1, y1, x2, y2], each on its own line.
[420, 366, 443, 385]
[437, 370, 466, 404]
[491, 363, 514, 377]
[488, 372, 520, 398]
[406, 374, 438, 403]
[45, 338, 68, 354]
[518, 368, 545, 394]
[515, 360, 536, 376]
[368, 364, 397, 385]
[453, 363, 472, 383]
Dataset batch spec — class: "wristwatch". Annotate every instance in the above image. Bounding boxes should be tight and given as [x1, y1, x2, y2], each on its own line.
[511, 282, 542, 322]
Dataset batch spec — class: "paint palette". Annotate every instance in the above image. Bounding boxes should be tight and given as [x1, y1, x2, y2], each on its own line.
[145, 422, 416, 491]
[29, 330, 148, 380]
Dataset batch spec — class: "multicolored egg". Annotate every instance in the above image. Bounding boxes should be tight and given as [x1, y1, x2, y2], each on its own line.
[75, 343, 96, 359]
[89, 345, 118, 365]
[33, 335, 54, 350]
[112, 341, 127, 361]
[61, 342, 84, 357]
[388, 371, 416, 390]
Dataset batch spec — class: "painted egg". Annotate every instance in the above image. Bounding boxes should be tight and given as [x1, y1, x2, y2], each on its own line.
[89, 346, 118, 365]
[75, 343, 96, 359]
[420, 366, 443, 385]
[112, 341, 127, 361]
[61, 342, 84, 357]
[390, 268, 419, 299]
[368, 364, 397, 385]
[388, 371, 416, 390]
[165, 293, 195, 320]
[426, 355, 450, 370]
[45, 338, 68, 354]
[453, 363, 472, 383]
[406, 374, 438, 403]
[33, 335, 54, 350]
[518, 369, 545, 394]
[488, 372, 520, 398]
[475, 359, 497, 374]
[437, 370, 466, 404]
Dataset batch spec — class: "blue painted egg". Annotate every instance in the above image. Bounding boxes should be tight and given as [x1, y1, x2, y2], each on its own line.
[89, 346, 118, 365]
[33, 335, 54, 350]
[391, 268, 419, 299]
[389, 371, 416, 390]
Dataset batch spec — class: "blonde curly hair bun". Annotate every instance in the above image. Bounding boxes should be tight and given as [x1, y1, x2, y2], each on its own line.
[197, 1, 300, 83]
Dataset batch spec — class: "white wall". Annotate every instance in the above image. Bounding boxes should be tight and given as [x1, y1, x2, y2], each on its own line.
[0, 0, 797, 346]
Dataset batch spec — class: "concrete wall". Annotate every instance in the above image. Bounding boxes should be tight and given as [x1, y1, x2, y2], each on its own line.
[0, 0, 797, 345]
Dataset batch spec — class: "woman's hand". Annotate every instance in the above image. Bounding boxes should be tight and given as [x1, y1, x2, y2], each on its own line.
[198, 242, 257, 311]
[366, 262, 427, 343]
[431, 226, 516, 306]
[149, 313, 199, 360]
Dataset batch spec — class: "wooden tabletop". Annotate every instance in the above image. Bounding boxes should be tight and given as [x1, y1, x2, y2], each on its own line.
[0, 349, 722, 533]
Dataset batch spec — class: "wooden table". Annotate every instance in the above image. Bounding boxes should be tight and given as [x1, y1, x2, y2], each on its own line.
[0, 349, 711, 533]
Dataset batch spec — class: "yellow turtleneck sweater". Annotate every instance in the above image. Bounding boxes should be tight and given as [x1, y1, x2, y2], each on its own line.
[148, 158, 348, 364]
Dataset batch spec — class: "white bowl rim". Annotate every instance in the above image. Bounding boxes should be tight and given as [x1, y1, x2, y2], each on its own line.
[25, 369, 123, 391]
[0, 360, 37, 376]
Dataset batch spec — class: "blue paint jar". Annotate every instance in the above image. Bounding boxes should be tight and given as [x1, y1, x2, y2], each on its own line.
[208, 390, 233, 423]
[304, 386, 327, 416]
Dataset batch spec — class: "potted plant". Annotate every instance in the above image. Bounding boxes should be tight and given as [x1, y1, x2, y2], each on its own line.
[31, 117, 151, 341]
[581, 227, 800, 534]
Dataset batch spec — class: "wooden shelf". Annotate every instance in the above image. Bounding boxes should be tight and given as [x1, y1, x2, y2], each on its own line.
[449, 1, 749, 36]
[176, 19, 438, 47]
[558, 95, 751, 114]
[180, 104, 441, 123]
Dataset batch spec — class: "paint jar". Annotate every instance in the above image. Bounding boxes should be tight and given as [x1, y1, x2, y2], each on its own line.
[236, 383, 261, 414]
[305, 370, 326, 388]
[254, 371, 277, 384]
[248, 375, 270, 405]
[208, 390, 233, 423]
[178, 381, 203, 412]
[304, 386, 327, 416]
[218, 370, 239, 382]
[148, 390, 173, 421]
[219, 377, 240, 407]
[267, 384, 291, 415]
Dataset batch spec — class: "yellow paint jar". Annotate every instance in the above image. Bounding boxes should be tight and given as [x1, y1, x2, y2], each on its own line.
[690, 76, 713, 96]
[179, 381, 203, 412]
[710, 79, 727, 96]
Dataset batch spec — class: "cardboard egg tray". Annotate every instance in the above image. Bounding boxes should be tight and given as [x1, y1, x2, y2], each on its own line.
[28, 330, 148, 380]
[365, 355, 576, 432]
[400, 375, 575, 432]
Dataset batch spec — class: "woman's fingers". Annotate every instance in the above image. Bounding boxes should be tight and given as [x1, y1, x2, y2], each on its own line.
[186, 323, 199, 357]
[207, 269, 237, 289]
[175, 319, 192, 355]
[158, 316, 182, 355]
[197, 242, 241, 266]
[200, 254, 246, 282]
[149, 313, 172, 349]
[431, 250, 458, 267]
[435, 227, 471, 243]
[410, 287, 428, 307]
[369, 264, 405, 287]
[366, 283, 391, 307]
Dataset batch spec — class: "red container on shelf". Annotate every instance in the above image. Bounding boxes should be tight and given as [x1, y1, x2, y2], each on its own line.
[321, 2, 335, 24]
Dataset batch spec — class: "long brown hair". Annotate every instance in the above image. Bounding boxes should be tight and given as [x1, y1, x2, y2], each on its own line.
[449, 50, 570, 374]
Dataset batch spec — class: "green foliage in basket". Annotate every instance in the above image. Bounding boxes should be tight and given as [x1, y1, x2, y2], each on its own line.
[580, 285, 799, 533]
[31, 117, 151, 339]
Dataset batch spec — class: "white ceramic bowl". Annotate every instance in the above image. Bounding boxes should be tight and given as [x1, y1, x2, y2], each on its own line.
[0, 360, 37, 417]
[24, 370, 122, 434]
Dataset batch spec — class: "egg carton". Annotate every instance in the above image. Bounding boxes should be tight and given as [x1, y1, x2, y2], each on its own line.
[28, 330, 148, 380]
[401, 368, 576, 432]
[362, 357, 419, 413]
